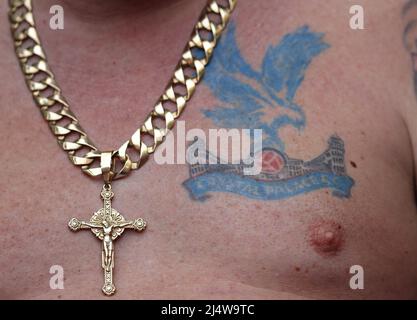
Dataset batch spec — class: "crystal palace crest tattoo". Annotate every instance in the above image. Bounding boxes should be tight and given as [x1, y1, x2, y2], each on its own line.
[183, 23, 355, 201]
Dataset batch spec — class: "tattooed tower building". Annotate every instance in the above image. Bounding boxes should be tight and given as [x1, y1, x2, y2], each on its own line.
[303, 135, 346, 176]
[328, 135, 346, 175]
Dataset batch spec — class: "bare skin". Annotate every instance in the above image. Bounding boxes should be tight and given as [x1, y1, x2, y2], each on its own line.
[1, 0, 417, 299]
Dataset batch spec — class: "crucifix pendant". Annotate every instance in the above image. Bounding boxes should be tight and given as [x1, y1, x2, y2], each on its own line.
[68, 184, 146, 296]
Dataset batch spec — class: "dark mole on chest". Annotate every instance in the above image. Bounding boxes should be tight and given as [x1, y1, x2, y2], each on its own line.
[350, 161, 357, 168]
[307, 219, 344, 257]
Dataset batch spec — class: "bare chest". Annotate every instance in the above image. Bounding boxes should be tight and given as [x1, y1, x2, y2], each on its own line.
[1, 0, 417, 299]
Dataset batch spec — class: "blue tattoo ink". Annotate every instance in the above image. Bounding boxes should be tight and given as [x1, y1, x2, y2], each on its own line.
[184, 135, 354, 201]
[202, 23, 329, 150]
[183, 24, 355, 201]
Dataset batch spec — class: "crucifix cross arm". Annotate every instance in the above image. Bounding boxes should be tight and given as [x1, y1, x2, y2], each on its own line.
[68, 217, 101, 231]
[68, 217, 146, 232]
[114, 218, 147, 231]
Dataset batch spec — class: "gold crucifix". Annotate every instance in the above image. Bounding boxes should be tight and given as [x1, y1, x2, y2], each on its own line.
[68, 184, 146, 296]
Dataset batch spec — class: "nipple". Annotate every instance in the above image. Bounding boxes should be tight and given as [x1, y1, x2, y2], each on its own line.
[308, 219, 345, 257]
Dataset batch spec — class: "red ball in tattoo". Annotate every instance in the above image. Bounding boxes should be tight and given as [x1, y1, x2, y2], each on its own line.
[308, 219, 344, 257]
[261, 149, 285, 173]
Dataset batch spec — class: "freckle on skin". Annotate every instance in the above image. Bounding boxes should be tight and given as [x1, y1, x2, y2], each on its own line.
[294, 266, 300, 272]
[350, 161, 357, 168]
[308, 219, 345, 257]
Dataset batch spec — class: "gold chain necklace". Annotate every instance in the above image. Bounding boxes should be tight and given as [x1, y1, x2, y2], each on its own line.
[9, 0, 236, 296]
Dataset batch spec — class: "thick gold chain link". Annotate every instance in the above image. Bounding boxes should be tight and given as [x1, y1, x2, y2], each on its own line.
[9, 0, 236, 181]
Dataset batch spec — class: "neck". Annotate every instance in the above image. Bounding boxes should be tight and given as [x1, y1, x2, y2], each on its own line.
[49, 0, 191, 21]
[33, 0, 207, 51]
[36, 0, 205, 31]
